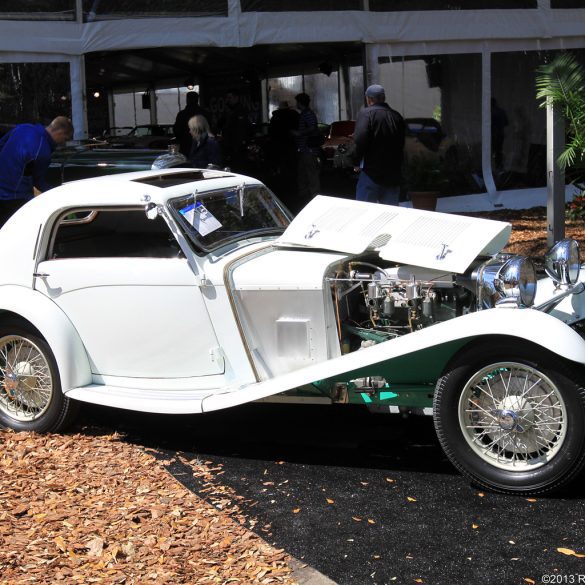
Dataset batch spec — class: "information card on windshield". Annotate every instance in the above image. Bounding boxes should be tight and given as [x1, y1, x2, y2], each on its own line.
[179, 201, 222, 237]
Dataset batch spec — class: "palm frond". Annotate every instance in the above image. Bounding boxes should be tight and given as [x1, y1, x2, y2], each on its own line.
[536, 54, 585, 108]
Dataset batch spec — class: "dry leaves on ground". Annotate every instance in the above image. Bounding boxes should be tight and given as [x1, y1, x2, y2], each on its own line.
[466, 207, 585, 260]
[0, 429, 296, 585]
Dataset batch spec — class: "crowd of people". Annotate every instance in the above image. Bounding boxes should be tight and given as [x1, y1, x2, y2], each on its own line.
[0, 83, 406, 227]
[171, 84, 406, 214]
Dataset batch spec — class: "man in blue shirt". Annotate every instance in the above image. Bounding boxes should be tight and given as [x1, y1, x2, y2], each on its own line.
[0, 116, 74, 226]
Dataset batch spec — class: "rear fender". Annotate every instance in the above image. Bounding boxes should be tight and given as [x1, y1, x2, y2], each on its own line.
[0, 286, 92, 392]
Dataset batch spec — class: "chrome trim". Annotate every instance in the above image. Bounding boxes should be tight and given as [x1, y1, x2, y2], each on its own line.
[534, 281, 585, 313]
[544, 239, 580, 286]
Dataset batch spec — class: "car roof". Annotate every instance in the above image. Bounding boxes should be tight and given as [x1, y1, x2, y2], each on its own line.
[37, 168, 265, 209]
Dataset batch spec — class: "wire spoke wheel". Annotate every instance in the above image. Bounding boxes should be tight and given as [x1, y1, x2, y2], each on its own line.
[458, 362, 566, 471]
[0, 335, 54, 422]
[434, 340, 585, 495]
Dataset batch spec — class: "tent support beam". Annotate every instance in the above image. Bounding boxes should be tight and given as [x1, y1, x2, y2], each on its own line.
[546, 98, 565, 246]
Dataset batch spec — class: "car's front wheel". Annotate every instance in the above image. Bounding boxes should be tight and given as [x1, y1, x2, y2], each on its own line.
[0, 321, 78, 432]
[433, 340, 585, 495]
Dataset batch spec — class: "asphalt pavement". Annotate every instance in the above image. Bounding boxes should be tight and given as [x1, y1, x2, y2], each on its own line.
[80, 402, 585, 585]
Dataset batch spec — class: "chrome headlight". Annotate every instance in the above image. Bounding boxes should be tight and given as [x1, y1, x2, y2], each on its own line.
[544, 238, 580, 286]
[477, 255, 537, 309]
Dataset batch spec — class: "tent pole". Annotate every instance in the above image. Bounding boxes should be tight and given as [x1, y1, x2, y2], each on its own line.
[546, 97, 565, 246]
[70, 56, 88, 140]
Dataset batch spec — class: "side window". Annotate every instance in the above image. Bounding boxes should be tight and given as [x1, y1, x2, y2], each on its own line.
[50, 209, 183, 259]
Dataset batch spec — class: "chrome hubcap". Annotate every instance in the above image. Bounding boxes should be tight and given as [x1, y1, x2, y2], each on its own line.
[497, 409, 520, 432]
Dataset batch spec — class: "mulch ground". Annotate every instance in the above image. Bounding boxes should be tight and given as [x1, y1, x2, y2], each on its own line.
[469, 206, 585, 260]
[0, 206, 583, 585]
[0, 429, 296, 585]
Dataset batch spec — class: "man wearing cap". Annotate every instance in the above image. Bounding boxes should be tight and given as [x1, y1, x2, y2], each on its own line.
[351, 84, 405, 205]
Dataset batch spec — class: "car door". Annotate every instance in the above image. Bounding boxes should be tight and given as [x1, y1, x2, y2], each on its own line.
[34, 209, 224, 379]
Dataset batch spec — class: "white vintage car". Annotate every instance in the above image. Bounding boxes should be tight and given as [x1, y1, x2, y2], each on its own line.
[1, 168, 584, 495]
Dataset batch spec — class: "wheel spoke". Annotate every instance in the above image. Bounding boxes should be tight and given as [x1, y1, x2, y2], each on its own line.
[457, 360, 567, 473]
[0, 335, 53, 422]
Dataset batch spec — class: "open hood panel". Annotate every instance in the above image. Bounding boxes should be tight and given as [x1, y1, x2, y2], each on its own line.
[276, 196, 511, 273]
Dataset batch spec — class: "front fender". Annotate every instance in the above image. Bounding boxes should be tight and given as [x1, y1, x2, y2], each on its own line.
[0, 285, 92, 392]
[202, 308, 585, 412]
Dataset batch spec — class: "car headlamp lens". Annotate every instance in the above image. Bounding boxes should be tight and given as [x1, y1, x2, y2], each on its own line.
[544, 238, 580, 286]
[497, 256, 537, 306]
[477, 255, 537, 309]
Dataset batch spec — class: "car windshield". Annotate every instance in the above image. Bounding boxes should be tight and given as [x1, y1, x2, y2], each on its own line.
[168, 185, 292, 253]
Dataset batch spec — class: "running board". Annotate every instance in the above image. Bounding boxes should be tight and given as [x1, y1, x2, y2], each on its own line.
[65, 384, 218, 414]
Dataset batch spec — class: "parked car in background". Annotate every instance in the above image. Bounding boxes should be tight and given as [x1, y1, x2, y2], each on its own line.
[46, 141, 186, 186]
[100, 126, 133, 139]
[1, 167, 585, 496]
[323, 120, 355, 164]
[105, 124, 175, 149]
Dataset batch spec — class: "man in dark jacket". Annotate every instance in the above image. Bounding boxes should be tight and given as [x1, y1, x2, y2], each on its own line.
[0, 116, 73, 227]
[352, 84, 405, 205]
[219, 88, 252, 173]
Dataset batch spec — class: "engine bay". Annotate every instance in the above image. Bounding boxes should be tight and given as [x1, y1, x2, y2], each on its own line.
[327, 255, 482, 353]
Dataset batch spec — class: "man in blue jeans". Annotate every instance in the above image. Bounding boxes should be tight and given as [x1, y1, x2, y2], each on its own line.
[0, 116, 74, 227]
[352, 84, 405, 205]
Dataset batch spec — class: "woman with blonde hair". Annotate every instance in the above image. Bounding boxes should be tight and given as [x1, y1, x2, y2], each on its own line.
[187, 114, 223, 169]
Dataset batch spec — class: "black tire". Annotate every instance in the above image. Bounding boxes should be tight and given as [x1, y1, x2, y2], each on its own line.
[0, 320, 78, 433]
[433, 339, 585, 495]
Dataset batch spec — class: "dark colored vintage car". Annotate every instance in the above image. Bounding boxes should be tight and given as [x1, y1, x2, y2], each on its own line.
[46, 141, 186, 186]
[105, 124, 175, 149]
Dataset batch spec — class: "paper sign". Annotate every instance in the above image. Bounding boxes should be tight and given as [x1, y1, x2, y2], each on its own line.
[179, 201, 222, 236]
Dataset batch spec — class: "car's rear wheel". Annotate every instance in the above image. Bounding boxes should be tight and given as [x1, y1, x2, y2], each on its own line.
[0, 322, 78, 432]
[433, 340, 585, 495]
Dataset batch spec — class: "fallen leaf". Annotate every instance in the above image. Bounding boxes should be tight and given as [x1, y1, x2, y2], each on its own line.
[407, 497, 417, 502]
[352, 516, 363, 522]
[292, 508, 301, 514]
[524, 579, 536, 584]
[557, 547, 585, 558]
[86, 537, 104, 557]
[326, 498, 335, 504]
[415, 580, 424, 584]
[472, 524, 479, 529]
[385, 478, 395, 483]
[367, 519, 376, 525]
[477, 492, 485, 498]
[526, 498, 537, 503]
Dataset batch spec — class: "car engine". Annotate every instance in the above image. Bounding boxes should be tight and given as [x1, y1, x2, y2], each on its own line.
[327, 257, 472, 351]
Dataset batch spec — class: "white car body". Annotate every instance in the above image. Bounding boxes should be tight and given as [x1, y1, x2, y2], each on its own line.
[1, 168, 584, 495]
